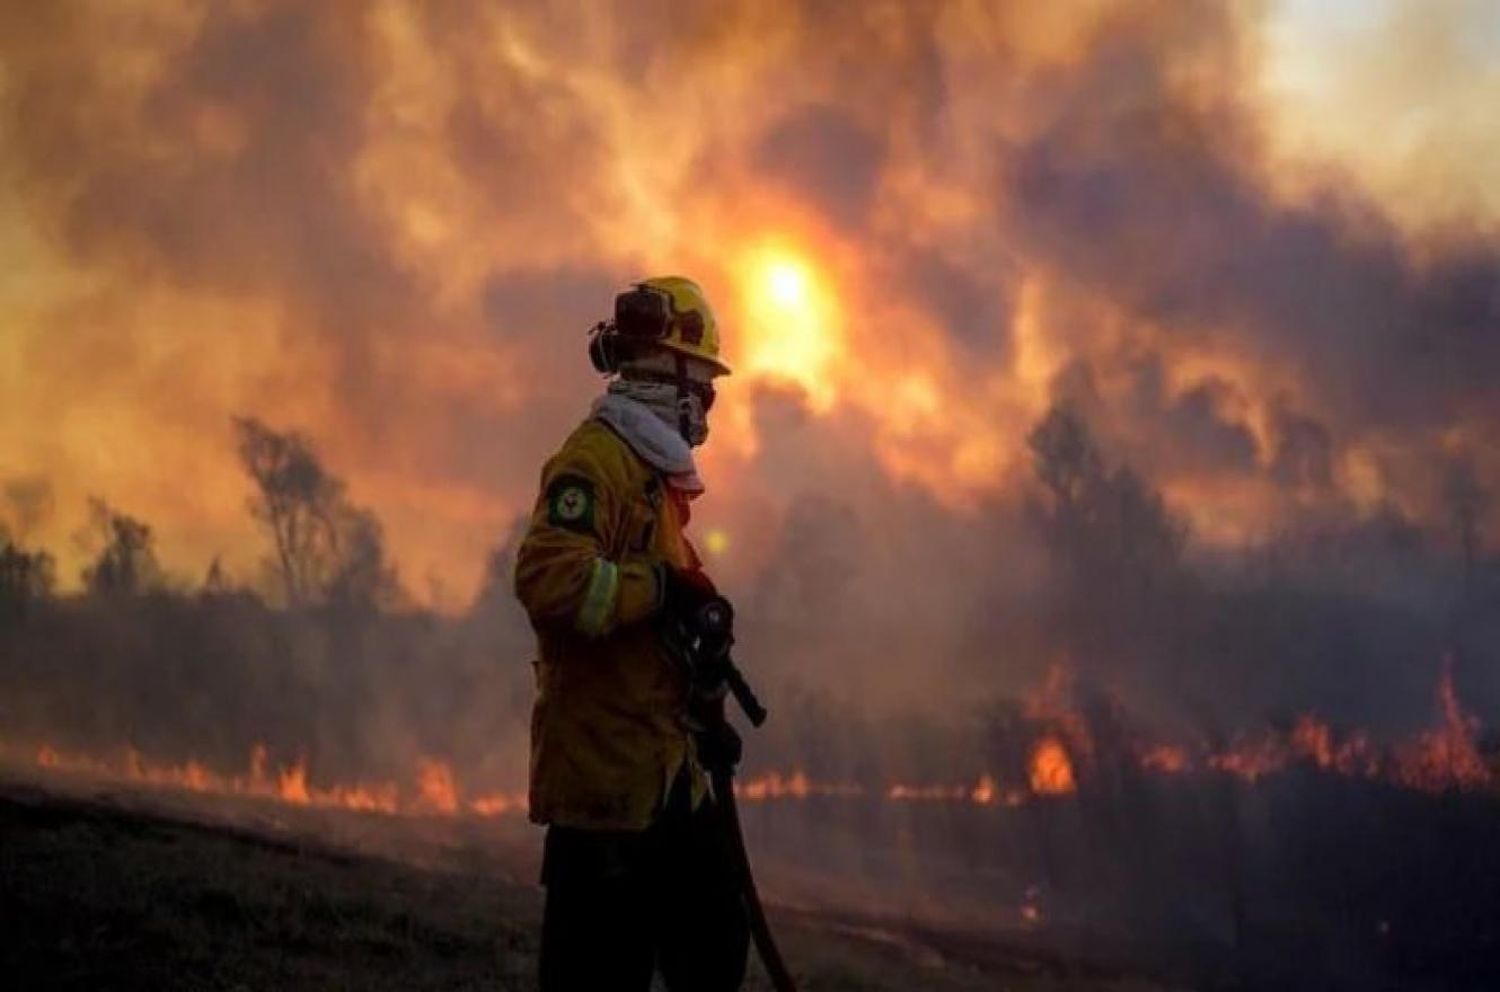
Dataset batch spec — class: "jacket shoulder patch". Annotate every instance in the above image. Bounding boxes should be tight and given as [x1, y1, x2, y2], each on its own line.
[546, 474, 597, 533]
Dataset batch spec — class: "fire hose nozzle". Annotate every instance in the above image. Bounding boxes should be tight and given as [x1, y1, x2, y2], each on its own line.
[727, 666, 767, 728]
[683, 595, 767, 727]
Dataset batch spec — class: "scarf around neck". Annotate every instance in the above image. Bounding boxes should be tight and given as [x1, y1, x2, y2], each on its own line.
[591, 391, 706, 496]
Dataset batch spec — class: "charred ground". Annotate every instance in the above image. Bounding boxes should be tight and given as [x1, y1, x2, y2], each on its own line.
[1, 777, 1185, 992]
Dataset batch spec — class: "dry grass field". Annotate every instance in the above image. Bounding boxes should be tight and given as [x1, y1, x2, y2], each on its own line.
[0, 777, 1188, 992]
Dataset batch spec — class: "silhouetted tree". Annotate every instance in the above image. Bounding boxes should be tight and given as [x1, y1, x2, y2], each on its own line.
[203, 555, 227, 594]
[2, 477, 54, 538]
[1028, 404, 1104, 514]
[234, 417, 399, 610]
[235, 417, 342, 605]
[753, 494, 860, 634]
[1026, 405, 1185, 589]
[80, 499, 161, 596]
[322, 506, 399, 612]
[0, 529, 55, 615]
[1443, 455, 1489, 595]
[1097, 465, 1186, 581]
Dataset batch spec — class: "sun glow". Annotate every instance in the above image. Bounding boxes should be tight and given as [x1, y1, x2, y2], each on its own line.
[766, 261, 808, 307]
[734, 244, 842, 407]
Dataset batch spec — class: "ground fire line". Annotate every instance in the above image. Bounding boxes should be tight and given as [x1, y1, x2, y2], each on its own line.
[6, 661, 1490, 822]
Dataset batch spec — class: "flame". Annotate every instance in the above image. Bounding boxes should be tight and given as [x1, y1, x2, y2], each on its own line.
[469, 792, 528, 817]
[415, 757, 459, 814]
[1024, 663, 1095, 773]
[888, 782, 971, 802]
[11, 743, 481, 819]
[740, 769, 807, 800]
[1200, 664, 1480, 792]
[277, 758, 311, 805]
[1028, 736, 1077, 796]
[1020, 885, 1043, 927]
[1208, 733, 1286, 783]
[8, 662, 1492, 823]
[1138, 744, 1190, 774]
[883, 773, 1025, 805]
[736, 770, 863, 801]
[1290, 715, 1334, 768]
[1391, 659, 1492, 792]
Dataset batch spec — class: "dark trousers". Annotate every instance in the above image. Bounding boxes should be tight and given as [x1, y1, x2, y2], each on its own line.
[538, 775, 750, 991]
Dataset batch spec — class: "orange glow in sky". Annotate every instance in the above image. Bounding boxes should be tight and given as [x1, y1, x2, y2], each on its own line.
[0, 1, 1494, 606]
[735, 244, 842, 408]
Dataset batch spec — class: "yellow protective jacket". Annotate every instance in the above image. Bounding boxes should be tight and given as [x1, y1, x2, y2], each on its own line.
[514, 416, 708, 830]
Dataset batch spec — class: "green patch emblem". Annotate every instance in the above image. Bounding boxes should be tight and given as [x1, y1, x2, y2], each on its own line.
[546, 475, 596, 533]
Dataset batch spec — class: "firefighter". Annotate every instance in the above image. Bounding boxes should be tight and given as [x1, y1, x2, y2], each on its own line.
[514, 276, 750, 991]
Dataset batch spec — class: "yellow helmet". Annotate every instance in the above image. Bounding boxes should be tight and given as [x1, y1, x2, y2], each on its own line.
[618, 276, 731, 376]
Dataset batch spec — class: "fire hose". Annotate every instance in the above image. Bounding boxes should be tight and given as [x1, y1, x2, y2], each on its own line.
[672, 597, 799, 992]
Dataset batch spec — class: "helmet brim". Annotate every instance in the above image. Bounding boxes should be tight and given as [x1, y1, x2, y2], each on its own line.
[658, 341, 731, 377]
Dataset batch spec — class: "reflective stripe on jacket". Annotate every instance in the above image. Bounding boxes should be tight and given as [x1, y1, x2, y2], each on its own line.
[515, 417, 707, 829]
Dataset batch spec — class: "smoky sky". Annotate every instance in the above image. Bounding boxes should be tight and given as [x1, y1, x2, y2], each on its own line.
[0, 0, 1495, 598]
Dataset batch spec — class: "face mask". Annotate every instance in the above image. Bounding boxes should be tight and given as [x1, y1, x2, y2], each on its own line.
[607, 377, 708, 446]
[616, 357, 717, 446]
[678, 391, 710, 447]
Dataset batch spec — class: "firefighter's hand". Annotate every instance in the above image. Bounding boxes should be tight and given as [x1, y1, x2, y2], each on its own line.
[697, 720, 743, 771]
[658, 563, 714, 618]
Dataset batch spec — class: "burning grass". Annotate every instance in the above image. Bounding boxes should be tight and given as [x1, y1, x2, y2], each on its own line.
[6, 657, 1493, 835]
[19, 741, 527, 820]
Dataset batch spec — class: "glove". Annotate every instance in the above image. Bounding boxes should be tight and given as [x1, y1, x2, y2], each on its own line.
[656, 563, 719, 626]
[656, 564, 735, 697]
[657, 565, 737, 653]
[695, 718, 743, 771]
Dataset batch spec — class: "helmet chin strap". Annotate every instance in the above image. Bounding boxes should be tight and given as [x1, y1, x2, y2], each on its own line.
[674, 352, 694, 444]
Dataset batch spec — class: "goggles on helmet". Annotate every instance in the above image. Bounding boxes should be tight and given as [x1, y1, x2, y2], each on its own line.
[613, 285, 706, 344]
